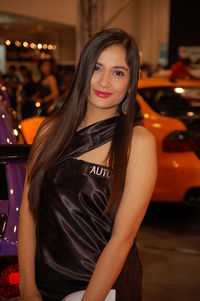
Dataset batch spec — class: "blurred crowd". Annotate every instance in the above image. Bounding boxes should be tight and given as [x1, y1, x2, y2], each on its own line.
[1, 56, 200, 121]
[140, 57, 200, 81]
[0, 59, 74, 120]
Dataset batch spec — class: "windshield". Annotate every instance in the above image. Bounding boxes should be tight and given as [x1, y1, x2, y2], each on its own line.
[139, 86, 200, 117]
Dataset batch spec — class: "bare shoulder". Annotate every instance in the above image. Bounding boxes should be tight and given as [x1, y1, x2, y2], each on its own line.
[131, 125, 156, 150]
[126, 125, 157, 174]
[122, 124, 158, 202]
[47, 74, 57, 84]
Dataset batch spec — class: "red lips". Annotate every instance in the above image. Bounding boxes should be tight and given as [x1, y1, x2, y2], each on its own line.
[94, 89, 113, 98]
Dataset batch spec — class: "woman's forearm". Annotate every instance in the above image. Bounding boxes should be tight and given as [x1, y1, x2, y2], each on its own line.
[18, 201, 38, 294]
[43, 92, 57, 102]
[82, 235, 133, 301]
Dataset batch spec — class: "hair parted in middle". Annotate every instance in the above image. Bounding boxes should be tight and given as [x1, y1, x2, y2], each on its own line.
[27, 28, 140, 220]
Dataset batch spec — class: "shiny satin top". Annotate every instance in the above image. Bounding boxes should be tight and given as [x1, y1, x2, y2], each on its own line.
[35, 117, 142, 301]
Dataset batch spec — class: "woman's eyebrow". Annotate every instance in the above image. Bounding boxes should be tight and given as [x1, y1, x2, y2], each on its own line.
[114, 66, 129, 71]
[96, 62, 129, 71]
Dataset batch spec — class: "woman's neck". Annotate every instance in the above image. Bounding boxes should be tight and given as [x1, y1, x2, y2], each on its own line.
[80, 105, 118, 129]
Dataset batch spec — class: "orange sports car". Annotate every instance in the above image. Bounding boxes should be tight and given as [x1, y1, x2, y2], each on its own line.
[20, 77, 200, 204]
[138, 77, 200, 204]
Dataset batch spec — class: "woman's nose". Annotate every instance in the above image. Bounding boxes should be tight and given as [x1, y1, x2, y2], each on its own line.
[99, 71, 111, 88]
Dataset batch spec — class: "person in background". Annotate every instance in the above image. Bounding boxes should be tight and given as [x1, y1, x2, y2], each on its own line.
[140, 62, 153, 78]
[58, 68, 74, 96]
[18, 28, 157, 301]
[20, 69, 37, 119]
[18, 65, 29, 83]
[169, 57, 191, 80]
[36, 59, 59, 115]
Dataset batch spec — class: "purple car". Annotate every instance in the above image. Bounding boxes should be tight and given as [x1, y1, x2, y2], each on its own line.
[0, 82, 29, 299]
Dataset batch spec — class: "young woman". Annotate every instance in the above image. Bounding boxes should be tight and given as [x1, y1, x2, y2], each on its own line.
[36, 59, 59, 114]
[18, 28, 157, 301]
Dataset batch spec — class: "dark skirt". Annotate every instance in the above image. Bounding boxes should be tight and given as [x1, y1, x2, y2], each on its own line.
[38, 244, 142, 301]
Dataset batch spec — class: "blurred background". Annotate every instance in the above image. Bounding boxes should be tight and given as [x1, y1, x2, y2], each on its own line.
[0, 0, 199, 75]
[0, 1, 200, 300]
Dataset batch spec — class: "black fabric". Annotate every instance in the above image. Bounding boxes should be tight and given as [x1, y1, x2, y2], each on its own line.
[37, 81, 51, 99]
[35, 117, 142, 301]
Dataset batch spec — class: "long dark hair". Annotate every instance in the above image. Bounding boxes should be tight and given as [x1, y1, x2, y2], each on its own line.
[27, 28, 140, 220]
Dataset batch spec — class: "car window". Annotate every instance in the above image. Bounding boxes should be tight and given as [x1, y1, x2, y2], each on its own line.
[0, 165, 8, 200]
[139, 87, 200, 117]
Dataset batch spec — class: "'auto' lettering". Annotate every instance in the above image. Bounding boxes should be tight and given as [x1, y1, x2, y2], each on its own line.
[89, 165, 111, 179]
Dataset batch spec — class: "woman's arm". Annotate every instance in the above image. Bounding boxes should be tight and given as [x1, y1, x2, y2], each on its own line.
[82, 125, 158, 301]
[18, 178, 43, 301]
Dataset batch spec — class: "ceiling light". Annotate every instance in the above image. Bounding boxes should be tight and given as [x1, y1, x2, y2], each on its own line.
[37, 43, 42, 49]
[15, 40, 21, 47]
[30, 43, 36, 49]
[43, 44, 47, 49]
[5, 40, 11, 46]
[23, 41, 29, 48]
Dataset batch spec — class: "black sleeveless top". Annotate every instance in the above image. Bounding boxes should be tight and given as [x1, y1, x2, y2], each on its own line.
[37, 79, 51, 99]
[35, 117, 142, 301]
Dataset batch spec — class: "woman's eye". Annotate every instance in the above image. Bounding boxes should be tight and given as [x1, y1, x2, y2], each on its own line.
[94, 64, 101, 71]
[114, 70, 124, 77]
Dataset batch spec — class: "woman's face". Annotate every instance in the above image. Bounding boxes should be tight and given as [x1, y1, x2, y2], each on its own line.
[88, 45, 130, 113]
[40, 61, 51, 75]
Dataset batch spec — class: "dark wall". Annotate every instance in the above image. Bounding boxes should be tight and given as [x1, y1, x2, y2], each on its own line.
[169, 0, 200, 65]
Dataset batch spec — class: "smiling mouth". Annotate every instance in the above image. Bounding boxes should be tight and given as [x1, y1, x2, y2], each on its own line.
[94, 89, 113, 98]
